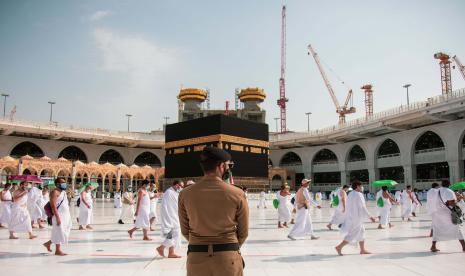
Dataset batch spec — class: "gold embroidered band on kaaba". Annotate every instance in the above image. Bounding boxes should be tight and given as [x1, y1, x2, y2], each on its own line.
[165, 134, 269, 155]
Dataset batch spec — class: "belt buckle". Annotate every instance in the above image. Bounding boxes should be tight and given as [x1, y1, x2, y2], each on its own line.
[208, 244, 213, 257]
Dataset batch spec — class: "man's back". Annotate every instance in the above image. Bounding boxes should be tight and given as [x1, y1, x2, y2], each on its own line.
[178, 175, 249, 245]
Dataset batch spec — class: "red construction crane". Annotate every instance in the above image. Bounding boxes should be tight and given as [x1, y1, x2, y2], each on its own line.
[452, 55, 465, 81]
[361, 84, 373, 117]
[276, 5, 288, 133]
[307, 44, 356, 124]
[434, 52, 452, 95]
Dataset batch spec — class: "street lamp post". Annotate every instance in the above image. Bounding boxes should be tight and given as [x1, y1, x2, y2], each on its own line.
[403, 84, 411, 106]
[305, 112, 312, 132]
[1, 93, 9, 117]
[163, 116, 170, 126]
[273, 117, 279, 133]
[126, 114, 132, 132]
[48, 101, 56, 123]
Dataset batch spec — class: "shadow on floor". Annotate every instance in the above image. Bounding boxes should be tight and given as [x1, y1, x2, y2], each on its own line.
[69, 238, 129, 244]
[379, 235, 429, 242]
[0, 252, 47, 259]
[262, 254, 340, 263]
[59, 257, 154, 264]
[244, 239, 288, 245]
[367, 251, 457, 260]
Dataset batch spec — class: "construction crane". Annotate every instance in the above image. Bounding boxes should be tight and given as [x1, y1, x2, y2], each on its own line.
[452, 55, 465, 81]
[276, 5, 288, 133]
[361, 84, 373, 117]
[434, 52, 452, 95]
[307, 44, 356, 124]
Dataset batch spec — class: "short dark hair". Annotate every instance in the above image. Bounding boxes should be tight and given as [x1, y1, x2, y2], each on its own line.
[4, 183, 11, 189]
[351, 180, 362, 190]
[406, 185, 411, 189]
[55, 177, 65, 184]
[141, 179, 149, 186]
[431, 183, 439, 188]
[382, 186, 388, 191]
[200, 159, 221, 173]
[342, 185, 349, 189]
[172, 180, 182, 186]
[441, 179, 450, 187]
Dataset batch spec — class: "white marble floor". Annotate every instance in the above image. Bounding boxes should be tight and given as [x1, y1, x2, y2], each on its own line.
[1, 198, 464, 276]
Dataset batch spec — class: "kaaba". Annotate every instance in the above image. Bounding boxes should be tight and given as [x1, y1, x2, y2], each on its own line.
[164, 114, 269, 187]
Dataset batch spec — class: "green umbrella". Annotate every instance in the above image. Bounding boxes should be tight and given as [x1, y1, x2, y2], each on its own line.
[78, 182, 99, 193]
[372, 180, 398, 188]
[450, 181, 465, 191]
[42, 179, 56, 186]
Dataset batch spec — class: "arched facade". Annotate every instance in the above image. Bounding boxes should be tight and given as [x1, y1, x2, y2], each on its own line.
[279, 152, 302, 167]
[269, 119, 465, 192]
[312, 149, 340, 191]
[58, 146, 88, 162]
[133, 152, 161, 167]
[413, 131, 448, 184]
[99, 149, 124, 165]
[10, 142, 44, 158]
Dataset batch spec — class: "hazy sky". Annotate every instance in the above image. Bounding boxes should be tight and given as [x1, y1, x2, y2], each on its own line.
[1, 0, 465, 132]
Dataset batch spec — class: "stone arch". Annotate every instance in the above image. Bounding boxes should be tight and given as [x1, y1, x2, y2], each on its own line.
[39, 168, 54, 177]
[312, 148, 338, 164]
[22, 168, 37, 175]
[346, 145, 366, 162]
[10, 141, 44, 158]
[99, 149, 125, 165]
[58, 145, 88, 162]
[133, 152, 161, 167]
[279, 151, 302, 167]
[377, 138, 400, 158]
[413, 130, 445, 153]
[1, 166, 18, 176]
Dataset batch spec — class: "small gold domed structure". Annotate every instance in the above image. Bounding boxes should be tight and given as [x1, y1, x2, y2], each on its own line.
[239, 87, 266, 102]
[178, 88, 208, 102]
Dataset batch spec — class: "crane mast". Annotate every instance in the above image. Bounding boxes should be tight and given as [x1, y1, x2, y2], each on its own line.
[307, 44, 355, 124]
[276, 5, 288, 133]
[434, 52, 452, 95]
[453, 55, 465, 81]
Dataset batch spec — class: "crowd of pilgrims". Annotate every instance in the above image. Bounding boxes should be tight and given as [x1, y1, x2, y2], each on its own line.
[0, 178, 464, 256]
[260, 179, 465, 254]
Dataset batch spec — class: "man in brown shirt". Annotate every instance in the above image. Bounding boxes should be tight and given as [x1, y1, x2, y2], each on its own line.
[178, 146, 249, 276]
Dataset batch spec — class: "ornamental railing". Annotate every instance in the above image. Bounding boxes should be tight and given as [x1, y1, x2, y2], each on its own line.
[377, 153, 400, 159]
[414, 147, 445, 154]
[0, 117, 165, 142]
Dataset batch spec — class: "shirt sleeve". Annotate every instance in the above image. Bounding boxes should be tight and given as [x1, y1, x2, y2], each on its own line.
[178, 192, 190, 241]
[236, 193, 249, 246]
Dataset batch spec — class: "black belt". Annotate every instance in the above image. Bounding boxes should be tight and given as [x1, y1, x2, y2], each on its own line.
[187, 243, 239, 254]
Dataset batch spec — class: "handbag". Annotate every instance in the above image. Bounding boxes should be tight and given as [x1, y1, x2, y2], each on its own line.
[44, 196, 65, 225]
[438, 190, 463, 225]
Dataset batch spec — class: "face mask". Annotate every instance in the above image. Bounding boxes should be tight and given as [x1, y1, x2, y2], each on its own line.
[27, 184, 32, 189]
[360, 186, 364, 193]
[59, 183, 68, 190]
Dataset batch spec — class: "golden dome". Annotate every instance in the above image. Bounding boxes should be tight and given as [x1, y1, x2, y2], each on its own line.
[239, 87, 266, 102]
[178, 88, 208, 102]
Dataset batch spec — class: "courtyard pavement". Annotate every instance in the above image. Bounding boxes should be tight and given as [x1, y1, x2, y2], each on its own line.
[1, 197, 464, 276]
